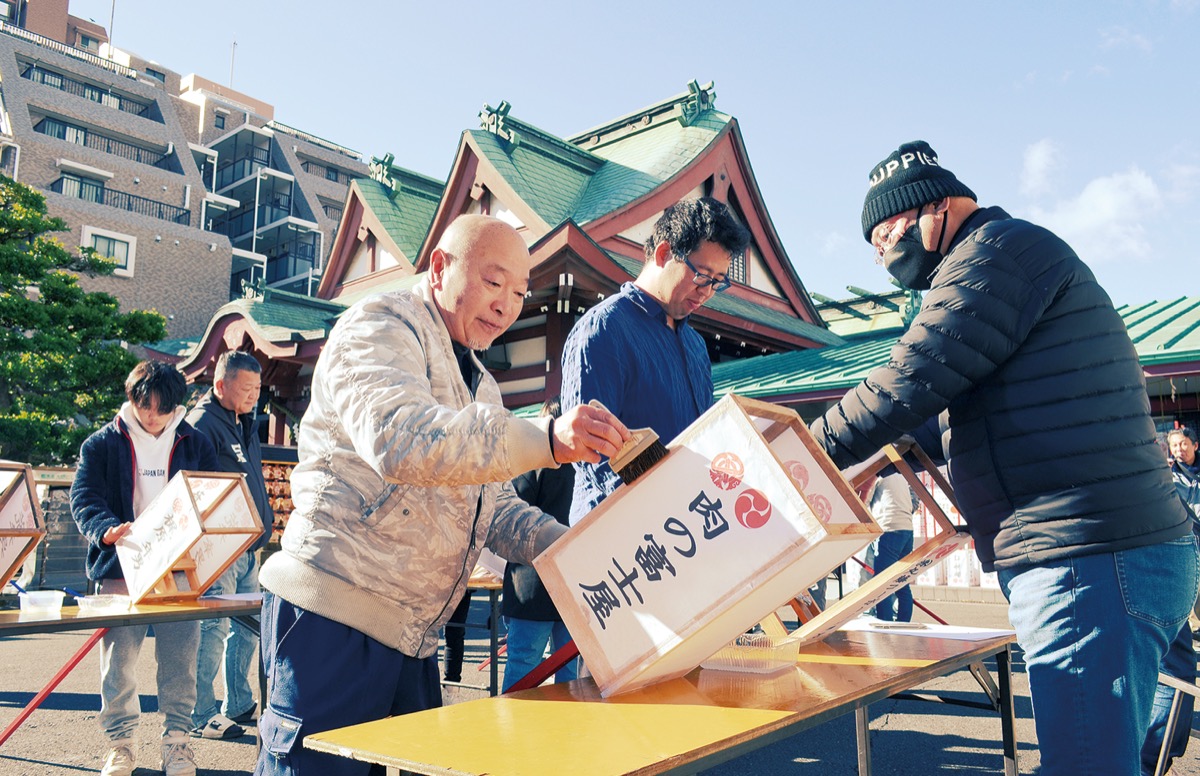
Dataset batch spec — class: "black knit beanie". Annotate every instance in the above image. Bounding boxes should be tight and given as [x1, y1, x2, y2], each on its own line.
[860, 140, 977, 241]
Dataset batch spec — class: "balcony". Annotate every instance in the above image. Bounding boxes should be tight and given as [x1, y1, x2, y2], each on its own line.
[20, 63, 150, 117]
[212, 198, 293, 241]
[50, 177, 190, 225]
[0, 20, 136, 79]
[35, 118, 170, 168]
[215, 148, 271, 190]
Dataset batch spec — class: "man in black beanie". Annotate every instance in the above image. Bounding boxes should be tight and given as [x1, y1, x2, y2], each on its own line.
[810, 140, 1198, 776]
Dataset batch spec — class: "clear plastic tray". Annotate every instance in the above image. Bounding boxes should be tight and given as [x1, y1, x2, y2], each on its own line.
[700, 632, 800, 674]
[75, 594, 133, 615]
[18, 590, 65, 614]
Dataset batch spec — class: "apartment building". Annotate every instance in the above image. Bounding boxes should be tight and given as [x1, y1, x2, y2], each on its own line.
[0, 1, 367, 337]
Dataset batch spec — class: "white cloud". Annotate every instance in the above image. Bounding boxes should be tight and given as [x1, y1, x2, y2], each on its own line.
[1020, 139, 1061, 197]
[1098, 26, 1153, 52]
[820, 231, 850, 257]
[1161, 162, 1200, 204]
[1028, 168, 1162, 265]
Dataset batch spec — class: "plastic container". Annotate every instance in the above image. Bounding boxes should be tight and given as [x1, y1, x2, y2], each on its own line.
[700, 632, 801, 674]
[75, 594, 133, 615]
[18, 590, 65, 614]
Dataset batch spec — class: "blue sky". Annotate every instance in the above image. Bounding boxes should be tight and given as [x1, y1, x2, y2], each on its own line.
[70, 0, 1198, 305]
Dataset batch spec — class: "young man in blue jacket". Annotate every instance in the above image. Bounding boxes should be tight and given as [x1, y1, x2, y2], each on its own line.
[189, 350, 272, 740]
[71, 360, 218, 776]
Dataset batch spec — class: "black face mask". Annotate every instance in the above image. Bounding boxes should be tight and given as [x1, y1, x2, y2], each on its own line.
[882, 205, 948, 291]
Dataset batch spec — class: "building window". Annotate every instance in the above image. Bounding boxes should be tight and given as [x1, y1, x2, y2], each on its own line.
[0, 1, 14, 21]
[82, 226, 136, 277]
[78, 35, 100, 52]
[145, 68, 166, 83]
[727, 251, 746, 285]
[325, 167, 340, 183]
[59, 172, 104, 203]
[322, 203, 343, 220]
[214, 113, 225, 130]
[35, 117, 87, 146]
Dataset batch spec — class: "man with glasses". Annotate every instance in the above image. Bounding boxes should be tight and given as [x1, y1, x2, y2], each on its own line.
[810, 140, 1196, 776]
[561, 197, 750, 522]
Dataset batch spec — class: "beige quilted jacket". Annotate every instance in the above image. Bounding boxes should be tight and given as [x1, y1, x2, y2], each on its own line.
[260, 279, 561, 657]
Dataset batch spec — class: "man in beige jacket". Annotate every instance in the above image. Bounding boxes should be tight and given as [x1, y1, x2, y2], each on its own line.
[255, 215, 628, 776]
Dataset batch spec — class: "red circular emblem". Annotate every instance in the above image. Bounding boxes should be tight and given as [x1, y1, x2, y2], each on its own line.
[734, 488, 772, 529]
[809, 494, 832, 523]
[932, 541, 961, 560]
[709, 452, 745, 491]
[785, 460, 809, 489]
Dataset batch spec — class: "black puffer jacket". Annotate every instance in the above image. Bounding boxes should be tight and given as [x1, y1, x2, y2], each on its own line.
[811, 206, 1188, 572]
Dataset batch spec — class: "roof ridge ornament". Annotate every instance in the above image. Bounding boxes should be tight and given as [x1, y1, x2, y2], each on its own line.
[369, 152, 398, 192]
[240, 275, 265, 301]
[480, 100, 520, 146]
[679, 80, 716, 127]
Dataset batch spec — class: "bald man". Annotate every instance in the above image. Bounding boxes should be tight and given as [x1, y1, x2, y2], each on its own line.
[255, 215, 629, 776]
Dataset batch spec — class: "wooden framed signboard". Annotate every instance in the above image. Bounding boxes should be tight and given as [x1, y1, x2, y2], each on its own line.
[115, 471, 263, 603]
[0, 462, 46, 590]
[761, 440, 973, 645]
[535, 394, 882, 698]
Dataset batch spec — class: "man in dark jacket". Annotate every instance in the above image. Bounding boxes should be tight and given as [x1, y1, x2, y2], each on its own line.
[188, 351, 271, 740]
[810, 140, 1198, 776]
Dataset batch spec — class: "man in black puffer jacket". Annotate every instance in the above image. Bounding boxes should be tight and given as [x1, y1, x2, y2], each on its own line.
[810, 140, 1197, 776]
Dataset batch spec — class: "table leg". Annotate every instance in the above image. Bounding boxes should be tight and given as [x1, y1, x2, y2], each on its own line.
[488, 589, 500, 697]
[1155, 689, 1184, 776]
[996, 645, 1019, 776]
[855, 705, 872, 775]
[0, 627, 108, 747]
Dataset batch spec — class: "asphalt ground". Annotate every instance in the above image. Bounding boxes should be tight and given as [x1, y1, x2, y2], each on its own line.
[2, 593, 1199, 775]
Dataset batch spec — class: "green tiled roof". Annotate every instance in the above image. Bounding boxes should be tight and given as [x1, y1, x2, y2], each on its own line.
[712, 330, 898, 399]
[220, 287, 345, 341]
[471, 95, 730, 229]
[1119, 297, 1200, 366]
[146, 338, 200, 357]
[712, 294, 1200, 404]
[573, 110, 730, 224]
[353, 170, 443, 259]
[606, 253, 843, 347]
[469, 128, 597, 228]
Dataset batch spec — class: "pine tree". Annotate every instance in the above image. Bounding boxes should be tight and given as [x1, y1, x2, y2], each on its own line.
[0, 175, 167, 464]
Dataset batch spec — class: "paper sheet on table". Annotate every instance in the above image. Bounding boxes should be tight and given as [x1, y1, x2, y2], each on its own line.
[211, 592, 264, 602]
[840, 617, 1014, 641]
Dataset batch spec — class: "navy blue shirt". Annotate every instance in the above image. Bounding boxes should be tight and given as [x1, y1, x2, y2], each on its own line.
[561, 282, 713, 522]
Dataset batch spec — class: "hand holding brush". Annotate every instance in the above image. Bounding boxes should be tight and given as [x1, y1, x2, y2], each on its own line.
[549, 401, 631, 464]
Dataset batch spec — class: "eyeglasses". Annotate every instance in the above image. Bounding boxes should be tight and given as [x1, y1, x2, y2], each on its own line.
[871, 209, 924, 263]
[682, 255, 732, 293]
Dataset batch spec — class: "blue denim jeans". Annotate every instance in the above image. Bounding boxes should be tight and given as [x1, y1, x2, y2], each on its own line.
[998, 536, 1199, 776]
[872, 530, 914, 621]
[193, 550, 259, 727]
[501, 617, 576, 692]
[255, 591, 441, 776]
[97, 578, 199, 741]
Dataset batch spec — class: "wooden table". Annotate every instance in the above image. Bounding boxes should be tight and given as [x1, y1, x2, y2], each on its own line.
[0, 596, 261, 637]
[306, 630, 1018, 776]
[0, 596, 262, 746]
